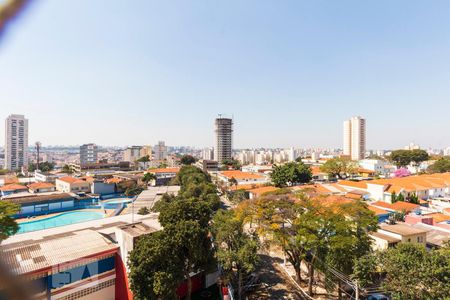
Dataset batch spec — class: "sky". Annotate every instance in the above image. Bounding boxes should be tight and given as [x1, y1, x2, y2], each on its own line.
[1, 1, 450, 149]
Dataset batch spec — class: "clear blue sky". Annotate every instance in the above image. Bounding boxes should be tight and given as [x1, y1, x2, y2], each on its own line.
[1, 0, 450, 149]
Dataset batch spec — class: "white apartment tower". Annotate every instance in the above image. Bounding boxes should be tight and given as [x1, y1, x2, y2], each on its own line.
[5, 114, 29, 171]
[214, 116, 233, 163]
[343, 116, 366, 161]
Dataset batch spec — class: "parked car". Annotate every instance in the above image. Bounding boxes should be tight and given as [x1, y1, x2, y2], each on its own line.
[366, 293, 390, 300]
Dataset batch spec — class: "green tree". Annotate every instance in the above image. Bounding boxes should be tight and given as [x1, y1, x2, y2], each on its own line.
[228, 176, 238, 190]
[180, 155, 196, 165]
[428, 157, 450, 173]
[319, 157, 357, 179]
[221, 159, 241, 170]
[137, 155, 150, 163]
[142, 172, 156, 185]
[28, 161, 55, 172]
[227, 189, 247, 204]
[212, 210, 259, 300]
[137, 207, 150, 215]
[124, 184, 144, 197]
[62, 164, 73, 174]
[379, 243, 450, 300]
[270, 161, 312, 187]
[0, 201, 19, 242]
[128, 231, 182, 299]
[390, 149, 429, 168]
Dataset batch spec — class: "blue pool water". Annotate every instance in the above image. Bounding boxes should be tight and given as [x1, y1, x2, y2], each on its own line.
[102, 198, 133, 204]
[18, 211, 104, 234]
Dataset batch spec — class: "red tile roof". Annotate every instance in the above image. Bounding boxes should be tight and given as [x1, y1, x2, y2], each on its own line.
[149, 168, 180, 174]
[57, 176, 86, 184]
[0, 184, 27, 192]
[220, 170, 265, 180]
[27, 182, 55, 190]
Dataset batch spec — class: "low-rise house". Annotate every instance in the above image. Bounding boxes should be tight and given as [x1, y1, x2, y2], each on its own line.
[247, 186, 279, 199]
[27, 182, 56, 193]
[0, 183, 28, 197]
[218, 170, 270, 186]
[147, 167, 180, 186]
[55, 176, 91, 193]
[371, 223, 428, 251]
[371, 201, 421, 214]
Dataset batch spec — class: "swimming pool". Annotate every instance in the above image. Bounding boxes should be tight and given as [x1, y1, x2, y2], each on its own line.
[102, 198, 133, 204]
[17, 211, 104, 234]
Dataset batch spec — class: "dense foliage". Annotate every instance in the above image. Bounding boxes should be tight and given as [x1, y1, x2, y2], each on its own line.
[319, 157, 357, 179]
[28, 161, 55, 172]
[180, 155, 196, 165]
[389, 149, 429, 168]
[211, 210, 259, 300]
[270, 161, 312, 187]
[129, 165, 218, 300]
[428, 157, 450, 173]
[0, 201, 19, 242]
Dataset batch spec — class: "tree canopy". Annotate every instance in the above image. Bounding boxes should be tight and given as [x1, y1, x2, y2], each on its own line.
[0, 201, 19, 242]
[180, 154, 196, 165]
[137, 155, 150, 163]
[428, 157, 450, 173]
[28, 161, 55, 172]
[319, 157, 357, 179]
[270, 161, 312, 187]
[389, 149, 429, 168]
[129, 165, 217, 300]
[211, 210, 259, 300]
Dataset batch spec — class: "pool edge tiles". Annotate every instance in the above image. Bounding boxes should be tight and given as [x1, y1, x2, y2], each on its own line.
[17, 211, 105, 234]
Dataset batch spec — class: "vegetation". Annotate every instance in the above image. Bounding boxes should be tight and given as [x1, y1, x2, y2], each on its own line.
[378, 243, 450, 300]
[124, 183, 144, 197]
[243, 192, 378, 297]
[319, 157, 357, 179]
[137, 207, 150, 215]
[142, 172, 156, 185]
[428, 157, 450, 173]
[137, 155, 150, 163]
[28, 161, 55, 172]
[389, 149, 429, 168]
[0, 169, 9, 175]
[129, 165, 218, 300]
[180, 154, 196, 165]
[212, 210, 260, 300]
[227, 189, 248, 204]
[228, 176, 238, 190]
[221, 158, 241, 170]
[270, 161, 312, 187]
[61, 164, 73, 174]
[0, 201, 19, 242]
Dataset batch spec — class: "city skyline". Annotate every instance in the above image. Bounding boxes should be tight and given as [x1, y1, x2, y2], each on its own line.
[2, 1, 450, 148]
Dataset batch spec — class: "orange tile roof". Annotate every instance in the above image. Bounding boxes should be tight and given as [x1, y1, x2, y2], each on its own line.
[338, 180, 368, 189]
[235, 183, 266, 191]
[368, 172, 450, 193]
[371, 201, 420, 213]
[149, 168, 180, 174]
[105, 178, 123, 184]
[247, 186, 279, 196]
[57, 176, 86, 184]
[27, 182, 55, 190]
[0, 184, 28, 192]
[346, 192, 364, 200]
[292, 184, 334, 194]
[357, 168, 375, 174]
[368, 205, 390, 216]
[220, 170, 265, 180]
[425, 213, 450, 223]
[311, 166, 326, 175]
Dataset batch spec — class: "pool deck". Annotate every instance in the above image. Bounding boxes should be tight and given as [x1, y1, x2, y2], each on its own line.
[15, 208, 114, 223]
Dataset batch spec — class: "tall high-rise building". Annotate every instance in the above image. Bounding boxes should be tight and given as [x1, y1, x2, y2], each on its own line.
[5, 114, 29, 171]
[80, 143, 98, 165]
[343, 116, 366, 161]
[153, 141, 168, 160]
[214, 116, 233, 163]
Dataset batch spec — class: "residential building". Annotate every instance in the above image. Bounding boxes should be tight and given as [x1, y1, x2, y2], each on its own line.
[195, 160, 219, 173]
[55, 176, 91, 193]
[80, 143, 98, 165]
[371, 223, 427, 251]
[5, 114, 28, 171]
[27, 182, 56, 193]
[202, 147, 214, 160]
[343, 116, 366, 161]
[153, 141, 168, 160]
[218, 170, 270, 186]
[214, 116, 233, 163]
[123, 146, 143, 162]
[147, 167, 180, 186]
[0, 184, 28, 197]
[140, 145, 152, 158]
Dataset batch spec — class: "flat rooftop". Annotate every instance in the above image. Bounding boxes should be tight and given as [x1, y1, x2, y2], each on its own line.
[371, 231, 401, 243]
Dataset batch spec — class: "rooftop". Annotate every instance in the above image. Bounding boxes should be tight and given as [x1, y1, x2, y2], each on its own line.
[0, 184, 28, 192]
[220, 170, 265, 180]
[27, 182, 55, 190]
[370, 231, 401, 243]
[149, 167, 180, 174]
[380, 223, 428, 236]
[57, 176, 86, 184]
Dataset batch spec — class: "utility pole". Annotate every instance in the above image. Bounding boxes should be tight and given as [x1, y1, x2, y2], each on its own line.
[355, 280, 359, 300]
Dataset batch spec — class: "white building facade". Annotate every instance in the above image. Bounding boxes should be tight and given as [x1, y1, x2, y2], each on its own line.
[343, 116, 366, 161]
